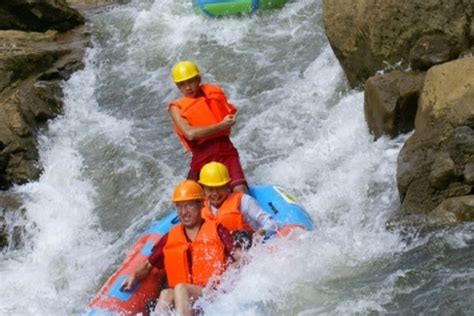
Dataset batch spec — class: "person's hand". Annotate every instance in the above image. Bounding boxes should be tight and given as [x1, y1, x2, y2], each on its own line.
[231, 248, 250, 268]
[121, 275, 136, 292]
[221, 114, 236, 128]
[252, 229, 266, 244]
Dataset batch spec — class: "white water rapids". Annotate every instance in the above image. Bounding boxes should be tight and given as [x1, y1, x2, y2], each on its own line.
[1, 0, 473, 315]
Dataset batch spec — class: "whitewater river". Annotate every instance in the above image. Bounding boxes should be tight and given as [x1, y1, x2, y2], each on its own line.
[1, 0, 473, 315]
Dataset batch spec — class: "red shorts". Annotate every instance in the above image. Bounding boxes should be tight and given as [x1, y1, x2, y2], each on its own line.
[187, 137, 247, 189]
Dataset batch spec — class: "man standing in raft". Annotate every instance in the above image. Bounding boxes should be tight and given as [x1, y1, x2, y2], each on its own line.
[122, 180, 239, 315]
[199, 161, 278, 239]
[169, 61, 248, 193]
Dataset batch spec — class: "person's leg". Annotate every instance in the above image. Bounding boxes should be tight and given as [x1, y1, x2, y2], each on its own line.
[173, 283, 203, 316]
[232, 184, 248, 193]
[186, 168, 200, 181]
[221, 154, 248, 193]
[155, 288, 174, 315]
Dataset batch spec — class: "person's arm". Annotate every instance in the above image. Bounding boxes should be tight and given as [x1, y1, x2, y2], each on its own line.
[217, 224, 241, 261]
[241, 194, 278, 236]
[121, 260, 153, 291]
[218, 225, 250, 268]
[122, 234, 168, 291]
[169, 105, 236, 141]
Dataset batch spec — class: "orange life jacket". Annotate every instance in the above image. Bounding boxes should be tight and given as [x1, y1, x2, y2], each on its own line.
[201, 192, 254, 233]
[163, 220, 226, 288]
[169, 84, 237, 152]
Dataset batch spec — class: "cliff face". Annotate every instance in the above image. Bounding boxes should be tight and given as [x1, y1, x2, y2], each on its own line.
[0, 0, 90, 249]
[397, 58, 474, 218]
[323, 0, 474, 228]
[0, 29, 89, 190]
[322, 0, 473, 88]
[0, 0, 84, 32]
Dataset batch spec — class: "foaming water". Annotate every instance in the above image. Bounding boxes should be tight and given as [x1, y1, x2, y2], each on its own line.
[1, 0, 473, 315]
[0, 49, 126, 314]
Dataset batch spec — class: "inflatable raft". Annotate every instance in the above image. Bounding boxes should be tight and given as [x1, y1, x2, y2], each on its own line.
[193, 0, 289, 17]
[86, 185, 314, 315]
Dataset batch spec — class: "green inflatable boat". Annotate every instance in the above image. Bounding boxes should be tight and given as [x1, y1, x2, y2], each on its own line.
[193, 0, 289, 17]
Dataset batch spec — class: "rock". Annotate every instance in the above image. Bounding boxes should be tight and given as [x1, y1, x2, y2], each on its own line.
[0, 30, 69, 93]
[322, 0, 473, 87]
[66, 0, 123, 11]
[429, 152, 456, 189]
[364, 71, 425, 139]
[464, 163, 474, 184]
[0, 191, 24, 250]
[0, 26, 89, 189]
[409, 34, 462, 71]
[454, 126, 474, 154]
[0, 0, 84, 32]
[397, 56, 474, 215]
[415, 57, 474, 131]
[6, 154, 41, 185]
[427, 195, 474, 225]
[387, 195, 474, 234]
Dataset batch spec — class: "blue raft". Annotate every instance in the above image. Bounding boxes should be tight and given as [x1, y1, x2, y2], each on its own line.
[86, 185, 315, 315]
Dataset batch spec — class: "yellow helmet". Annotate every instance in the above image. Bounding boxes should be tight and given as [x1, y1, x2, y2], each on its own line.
[172, 180, 205, 202]
[171, 61, 200, 83]
[199, 162, 231, 187]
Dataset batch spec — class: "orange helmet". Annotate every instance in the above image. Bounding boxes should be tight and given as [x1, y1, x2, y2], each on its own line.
[172, 180, 205, 202]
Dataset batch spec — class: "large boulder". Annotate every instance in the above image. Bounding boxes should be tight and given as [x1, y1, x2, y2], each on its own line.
[0, 28, 89, 189]
[0, 0, 84, 32]
[322, 0, 473, 87]
[364, 71, 425, 139]
[397, 56, 474, 218]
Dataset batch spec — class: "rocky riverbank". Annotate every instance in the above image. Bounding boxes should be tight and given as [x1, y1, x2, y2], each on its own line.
[323, 0, 474, 229]
[0, 0, 121, 249]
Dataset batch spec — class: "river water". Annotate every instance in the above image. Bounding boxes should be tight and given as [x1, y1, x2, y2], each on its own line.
[1, 0, 473, 315]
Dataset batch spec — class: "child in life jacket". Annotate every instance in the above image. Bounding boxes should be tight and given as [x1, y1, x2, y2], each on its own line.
[168, 61, 248, 193]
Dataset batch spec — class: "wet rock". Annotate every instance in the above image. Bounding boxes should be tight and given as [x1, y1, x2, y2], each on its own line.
[0, 26, 89, 189]
[0, 191, 23, 250]
[454, 126, 474, 154]
[427, 195, 474, 225]
[0, 31, 71, 94]
[445, 182, 472, 198]
[397, 57, 474, 216]
[464, 163, 474, 184]
[0, 0, 84, 32]
[322, 0, 473, 87]
[429, 152, 456, 189]
[387, 195, 474, 235]
[66, 0, 125, 12]
[6, 154, 41, 185]
[364, 71, 424, 139]
[409, 34, 462, 71]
